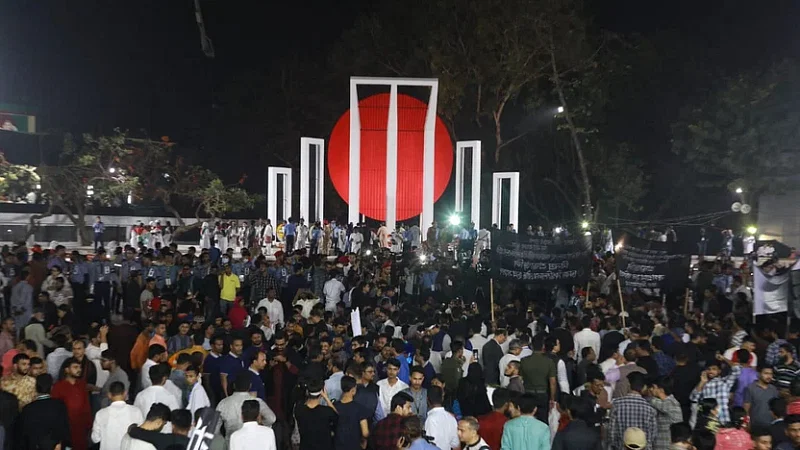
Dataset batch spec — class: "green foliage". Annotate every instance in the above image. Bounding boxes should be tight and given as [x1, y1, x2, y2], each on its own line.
[0, 153, 40, 202]
[672, 59, 800, 195]
[197, 179, 259, 219]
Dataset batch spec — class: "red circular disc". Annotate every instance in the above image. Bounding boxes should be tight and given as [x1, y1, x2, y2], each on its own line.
[328, 93, 453, 222]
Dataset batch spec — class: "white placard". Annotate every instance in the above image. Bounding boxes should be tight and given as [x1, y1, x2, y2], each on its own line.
[351, 307, 362, 337]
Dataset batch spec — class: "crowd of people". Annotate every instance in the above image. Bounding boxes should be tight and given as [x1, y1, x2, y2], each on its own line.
[0, 218, 797, 450]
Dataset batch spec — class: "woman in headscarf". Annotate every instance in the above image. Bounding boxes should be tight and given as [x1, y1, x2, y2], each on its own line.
[456, 362, 493, 417]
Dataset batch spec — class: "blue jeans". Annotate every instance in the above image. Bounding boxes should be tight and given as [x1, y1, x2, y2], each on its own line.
[220, 299, 233, 316]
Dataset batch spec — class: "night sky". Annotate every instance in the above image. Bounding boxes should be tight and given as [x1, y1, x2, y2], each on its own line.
[1, 0, 798, 224]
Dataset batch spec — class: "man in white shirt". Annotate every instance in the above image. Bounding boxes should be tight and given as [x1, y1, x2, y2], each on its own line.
[229, 399, 277, 450]
[425, 386, 460, 450]
[185, 365, 210, 416]
[376, 358, 409, 413]
[86, 325, 109, 361]
[499, 340, 523, 388]
[468, 324, 488, 367]
[255, 288, 284, 328]
[92, 381, 144, 450]
[458, 416, 490, 450]
[46, 338, 72, 380]
[217, 372, 277, 440]
[140, 344, 167, 390]
[134, 363, 181, 419]
[323, 275, 346, 312]
[573, 316, 601, 363]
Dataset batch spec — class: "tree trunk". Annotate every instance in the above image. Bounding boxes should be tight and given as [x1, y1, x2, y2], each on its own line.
[173, 221, 202, 240]
[549, 47, 593, 220]
[24, 205, 54, 241]
[492, 96, 510, 163]
[164, 202, 186, 227]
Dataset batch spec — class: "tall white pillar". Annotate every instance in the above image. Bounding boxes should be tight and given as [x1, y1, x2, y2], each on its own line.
[348, 79, 361, 225]
[385, 85, 399, 231]
[455, 140, 482, 229]
[300, 137, 325, 223]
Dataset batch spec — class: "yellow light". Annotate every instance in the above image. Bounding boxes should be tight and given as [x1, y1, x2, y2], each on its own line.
[581, 221, 590, 230]
[747, 226, 757, 235]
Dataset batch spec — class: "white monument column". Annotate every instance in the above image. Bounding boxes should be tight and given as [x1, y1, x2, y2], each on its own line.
[348, 79, 361, 225]
[491, 172, 519, 229]
[348, 77, 440, 233]
[300, 137, 325, 222]
[385, 85, 399, 231]
[455, 140, 482, 229]
[267, 167, 292, 226]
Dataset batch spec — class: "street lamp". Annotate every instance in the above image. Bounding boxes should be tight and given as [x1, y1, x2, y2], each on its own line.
[557, 106, 564, 114]
[581, 221, 590, 230]
[735, 187, 743, 194]
[109, 167, 116, 174]
[747, 226, 757, 235]
[449, 214, 461, 226]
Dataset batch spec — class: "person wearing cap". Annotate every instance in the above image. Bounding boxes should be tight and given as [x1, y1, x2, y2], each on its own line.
[623, 427, 647, 450]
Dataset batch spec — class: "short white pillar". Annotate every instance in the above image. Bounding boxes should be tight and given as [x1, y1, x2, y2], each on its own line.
[267, 167, 292, 226]
[491, 172, 519, 229]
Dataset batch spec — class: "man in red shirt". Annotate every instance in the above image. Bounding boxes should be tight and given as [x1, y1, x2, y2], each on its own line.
[370, 391, 414, 450]
[52, 357, 92, 450]
[478, 388, 512, 450]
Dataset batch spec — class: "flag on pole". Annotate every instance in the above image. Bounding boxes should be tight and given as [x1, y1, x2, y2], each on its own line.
[754, 265, 791, 315]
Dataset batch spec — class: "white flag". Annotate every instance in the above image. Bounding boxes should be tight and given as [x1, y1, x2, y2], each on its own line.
[754, 265, 790, 315]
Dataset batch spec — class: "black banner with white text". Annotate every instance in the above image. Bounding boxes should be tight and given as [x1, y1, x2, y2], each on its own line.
[490, 231, 591, 284]
[616, 233, 690, 290]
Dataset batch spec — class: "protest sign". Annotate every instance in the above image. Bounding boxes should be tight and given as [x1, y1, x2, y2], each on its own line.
[616, 233, 689, 290]
[490, 231, 590, 284]
[186, 408, 220, 450]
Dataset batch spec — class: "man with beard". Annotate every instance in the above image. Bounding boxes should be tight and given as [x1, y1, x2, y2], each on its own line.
[52, 357, 92, 450]
[1, 353, 35, 409]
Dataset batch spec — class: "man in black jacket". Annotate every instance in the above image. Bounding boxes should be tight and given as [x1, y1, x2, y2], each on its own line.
[15, 374, 71, 450]
[552, 396, 603, 450]
[481, 329, 507, 386]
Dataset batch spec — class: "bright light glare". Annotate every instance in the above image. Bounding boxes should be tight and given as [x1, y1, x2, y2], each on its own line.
[449, 214, 460, 226]
[109, 167, 116, 174]
[419, 254, 427, 262]
[747, 226, 757, 235]
[581, 221, 590, 230]
[365, 250, 372, 256]
[554, 227, 563, 234]
[735, 187, 743, 194]
[557, 106, 565, 113]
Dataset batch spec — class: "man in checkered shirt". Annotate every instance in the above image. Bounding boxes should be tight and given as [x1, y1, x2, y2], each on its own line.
[609, 372, 658, 450]
[690, 357, 742, 425]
